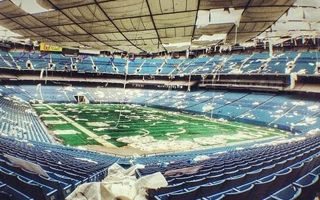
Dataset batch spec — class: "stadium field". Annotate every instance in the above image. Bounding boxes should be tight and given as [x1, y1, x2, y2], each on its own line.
[33, 103, 289, 154]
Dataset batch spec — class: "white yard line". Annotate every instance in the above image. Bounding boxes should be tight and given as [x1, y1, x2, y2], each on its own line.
[44, 104, 117, 148]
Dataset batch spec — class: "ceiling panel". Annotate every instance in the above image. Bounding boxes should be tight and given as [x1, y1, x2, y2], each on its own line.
[153, 11, 197, 29]
[123, 30, 158, 40]
[68, 35, 99, 42]
[44, 0, 95, 9]
[33, 10, 73, 26]
[81, 42, 116, 51]
[94, 33, 126, 41]
[12, 16, 46, 28]
[98, 0, 149, 19]
[13, 29, 39, 37]
[80, 21, 118, 34]
[249, 0, 295, 6]
[194, 24, 233, 36]
[105, 40, 132, 46]
[58, 41, 82, 47]
[241, 7, 290, 22]
[49, 35, 75, 42]
[0, 0, 28, 18]
[162, 36, 191, 43]
[228, 32, 260, 43]
[0, 0, 299, 53]
[30, 27, 61, 36]
[148, 0, 198, 14]
[158, 26, 194, 38]
[63, 4, 108, 23]
[0, 13, 7, 20]
[230, 22, 273, 33]
[199, 0, 249, 10]
[51, 24, 87, 35]
[113, 17, 154, 31]
[0, 19, 23, 30]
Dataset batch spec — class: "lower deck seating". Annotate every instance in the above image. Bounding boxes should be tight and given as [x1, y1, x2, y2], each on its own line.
[0, 96, 53, 143]
[0, 136, 118, 200]
[141, 135, 320, 200]
[0, 85, 319, 199]
[0, 134, 319, 200]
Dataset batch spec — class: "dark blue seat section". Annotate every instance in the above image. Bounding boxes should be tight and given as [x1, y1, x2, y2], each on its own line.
[0, 96, 53, 143]
[293, 173, 319, 200]
[0, 134, 319, 200]
[310, 165, 320, 198]
[265, 184, 302, 200]
[0, 136, 119, 199]
[221, 184, 254, 200]
[0, 181, 31, 200]
[144, 135, 320, 199]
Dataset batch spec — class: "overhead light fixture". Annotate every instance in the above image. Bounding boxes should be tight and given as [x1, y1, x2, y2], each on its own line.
[11, 0, 53, 14]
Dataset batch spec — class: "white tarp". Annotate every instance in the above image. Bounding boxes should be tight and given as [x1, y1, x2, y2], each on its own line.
[257, 4, 320, 44]
[4, 153, 49, 177]
[294, 0, 320, 7]
[66, 163, 168, 200]
[196, 8, 243, 28]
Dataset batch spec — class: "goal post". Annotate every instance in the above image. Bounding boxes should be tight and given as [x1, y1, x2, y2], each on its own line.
[74, 95, 89, 104]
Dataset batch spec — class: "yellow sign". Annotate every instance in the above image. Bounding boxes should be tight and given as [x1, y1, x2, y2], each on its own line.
[40, 43, 62, 52]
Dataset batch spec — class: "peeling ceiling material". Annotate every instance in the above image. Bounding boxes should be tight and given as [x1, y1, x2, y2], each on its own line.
[0, 0, 308, 53]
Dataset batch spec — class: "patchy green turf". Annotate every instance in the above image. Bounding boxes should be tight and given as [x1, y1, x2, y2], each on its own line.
[33, 103, 289, 148]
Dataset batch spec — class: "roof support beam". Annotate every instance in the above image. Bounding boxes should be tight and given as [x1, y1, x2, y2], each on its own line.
[247, 5, 293, 42]
[1, 13, 57, 43]
[145, 0, 167, 53]
[0, 1, 58, 43]
[191, 0, 201, 46]
[93, 0, 146, 53]
[5, 0, 102, 47]
[224, 0, 253, 45]
[7, 4, 309, 20]
[46, 0, 120, 51]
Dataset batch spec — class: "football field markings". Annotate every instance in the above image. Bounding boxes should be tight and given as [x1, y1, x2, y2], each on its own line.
[40, 103, 289, 149]
[44, 104, 117, 148]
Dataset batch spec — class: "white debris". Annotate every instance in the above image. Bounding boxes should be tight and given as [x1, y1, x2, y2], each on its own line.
[193, 155, 210, 162]
[66, 163, 167, 200]
[308, 105, 319, 111]
[252, 102, 260, 106]
[75, 158, 98, 164]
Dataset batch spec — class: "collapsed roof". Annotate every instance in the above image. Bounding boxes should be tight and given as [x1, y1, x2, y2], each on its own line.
[0, 0, 318, 53]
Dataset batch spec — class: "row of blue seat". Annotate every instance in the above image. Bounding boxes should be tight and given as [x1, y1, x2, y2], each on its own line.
[0, 51, 319, 75]
[145, 135, 320, 199]
[0, 96, 53, 143]
[0, 136, 119, 199]
[0, 134, 319, 199]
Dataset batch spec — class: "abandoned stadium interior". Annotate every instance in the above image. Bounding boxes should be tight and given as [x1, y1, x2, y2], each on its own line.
[0, 0, 319, 200]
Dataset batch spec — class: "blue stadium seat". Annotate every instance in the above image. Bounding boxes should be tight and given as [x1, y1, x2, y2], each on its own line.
[293, 173, 319, 200]
[267, 184, 302, 200]
[222, 184, 254, 200]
